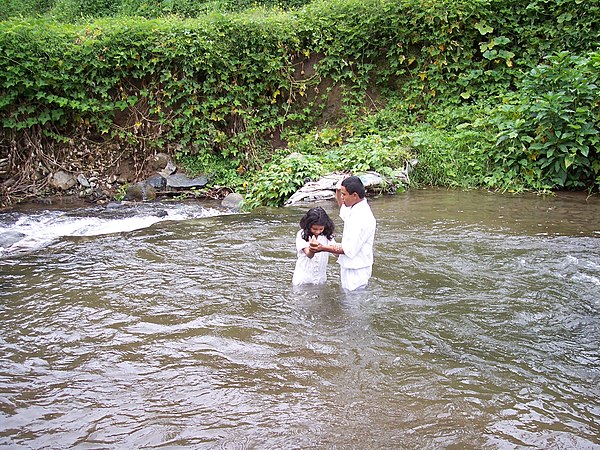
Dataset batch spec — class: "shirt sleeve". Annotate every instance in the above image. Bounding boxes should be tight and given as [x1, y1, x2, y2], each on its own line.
[340, 203, 375, 259]
[296, 230, 309, 255]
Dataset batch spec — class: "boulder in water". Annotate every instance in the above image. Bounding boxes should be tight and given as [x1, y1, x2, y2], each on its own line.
[123, 182, 156, 202]
[0, 231, 25, 248]
[358, 171, 385, 189]
[285, 172, 389, 206]
[284, 173, 346, 206]
[221, 192, 244, 210]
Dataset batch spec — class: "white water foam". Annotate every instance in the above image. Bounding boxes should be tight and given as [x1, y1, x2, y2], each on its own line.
[0, 203, 232, 257]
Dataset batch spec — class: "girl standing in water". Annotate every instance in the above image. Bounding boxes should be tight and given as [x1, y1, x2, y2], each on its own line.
[292, 207, 337, 286]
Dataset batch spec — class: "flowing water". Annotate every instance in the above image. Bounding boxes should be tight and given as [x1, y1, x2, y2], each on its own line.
[1, 189, 599, 449]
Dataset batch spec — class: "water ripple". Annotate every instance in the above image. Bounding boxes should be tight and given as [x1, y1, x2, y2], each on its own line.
[1, 192, 599, 448]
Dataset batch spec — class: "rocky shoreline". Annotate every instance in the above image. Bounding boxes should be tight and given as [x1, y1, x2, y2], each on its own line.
[2, 151, 414, 213]
[1, 152, 243, 212]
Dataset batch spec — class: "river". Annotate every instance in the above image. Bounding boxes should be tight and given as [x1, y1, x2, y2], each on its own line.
[1, 189, 599, 449]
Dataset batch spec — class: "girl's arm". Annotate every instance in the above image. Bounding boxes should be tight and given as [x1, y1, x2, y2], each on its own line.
[296, 230, 315, 258]
[303, 246, 316, 258]
[302, 236, 319, 258]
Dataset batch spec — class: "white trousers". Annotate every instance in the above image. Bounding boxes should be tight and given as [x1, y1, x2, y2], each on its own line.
[340, 266, 372, 291]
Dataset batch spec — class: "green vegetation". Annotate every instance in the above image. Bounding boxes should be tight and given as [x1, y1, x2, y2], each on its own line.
[0, 0, 598, 208]
[0, 0, 310, 21]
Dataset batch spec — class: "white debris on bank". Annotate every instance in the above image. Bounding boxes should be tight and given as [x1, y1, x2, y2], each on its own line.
[284, 160, 417, 206]
[284, 173, 346, 206]
[284, 171, 394, 206]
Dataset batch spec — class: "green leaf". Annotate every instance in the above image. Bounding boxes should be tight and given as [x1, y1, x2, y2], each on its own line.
[474, 22, 494, 35]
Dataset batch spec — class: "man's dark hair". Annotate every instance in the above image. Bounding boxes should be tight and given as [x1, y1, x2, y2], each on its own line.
[341, 176, 366, 198]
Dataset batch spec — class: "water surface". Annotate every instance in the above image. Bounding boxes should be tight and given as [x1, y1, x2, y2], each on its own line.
[1, 190, 599, 448]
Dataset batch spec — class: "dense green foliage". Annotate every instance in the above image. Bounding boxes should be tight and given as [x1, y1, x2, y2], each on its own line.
[490, 51, 600, 191]
[1, 0, 598, 208]
[0, 0, 310, 21]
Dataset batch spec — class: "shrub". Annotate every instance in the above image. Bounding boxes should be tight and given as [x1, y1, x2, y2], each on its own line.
[243, 152, 323, 209]
[490, 51, 600, 191]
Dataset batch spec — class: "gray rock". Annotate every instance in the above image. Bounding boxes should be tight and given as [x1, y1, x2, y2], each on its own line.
[146, 174, 167, 190]
[358, 171, 384, 188]
[0, 231, 25, 248]
[159, 160, 177, 177]
[148, 152, 172, 172]
[49, 171, 77, 190]
[285, 189, 336, 205]
[221, 192, 244, 210]
[77, 174, 90, 188]
[284, 173, 346, 206]
[80, 187, 106, 203]
[166, 173, 209, 189]
[284, 170, 406, 206]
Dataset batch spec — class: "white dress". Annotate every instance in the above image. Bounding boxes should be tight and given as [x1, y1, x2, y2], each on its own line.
[292, 230, 335, 286]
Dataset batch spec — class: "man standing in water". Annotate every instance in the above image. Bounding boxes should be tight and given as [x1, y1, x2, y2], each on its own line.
[310, 175, 376, 291]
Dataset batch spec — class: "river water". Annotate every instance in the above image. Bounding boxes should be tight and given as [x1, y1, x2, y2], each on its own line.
[1, 189, 599, 449]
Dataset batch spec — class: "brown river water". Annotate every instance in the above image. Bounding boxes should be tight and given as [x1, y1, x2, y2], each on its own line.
[1, 189, 599, 449]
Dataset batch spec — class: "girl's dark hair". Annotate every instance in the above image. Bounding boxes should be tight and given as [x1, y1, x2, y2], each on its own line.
[299, 207, 335, 241]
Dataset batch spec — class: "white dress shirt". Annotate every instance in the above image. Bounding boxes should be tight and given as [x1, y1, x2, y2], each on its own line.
[337, 198, 376, 270]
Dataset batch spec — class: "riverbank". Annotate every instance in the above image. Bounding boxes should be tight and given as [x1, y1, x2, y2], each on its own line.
[2, 2, 598, 211]
[0, 151, 235, 212]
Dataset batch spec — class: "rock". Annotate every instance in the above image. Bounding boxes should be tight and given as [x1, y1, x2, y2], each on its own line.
[159, 160, 177, 177]
[358, 171, 384, 188]
[148, 152, 172, 172]
[284, 173, 346, 206]
[285, 189, 336, 205]
[77, 174, 90, 188]
[81, 187, 106, 203]
[284, 170, 404, 206]
[0, 231, 25, 248]
[166, 173, 209, 189]
[146, 174, 167, 190]
[221, 192, 244, 210]
[49, 171, 77, 190]
[390, 159, 418, 184]
[123, 182, 156, 202]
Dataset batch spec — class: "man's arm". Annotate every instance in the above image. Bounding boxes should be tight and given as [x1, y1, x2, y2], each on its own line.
[335, 176, 348, 207]
[309, 241, 344, 255]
